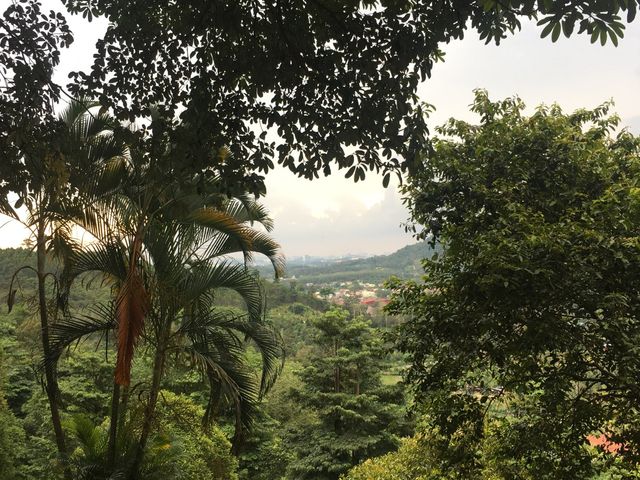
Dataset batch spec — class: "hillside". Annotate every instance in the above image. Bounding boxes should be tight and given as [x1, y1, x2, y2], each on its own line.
[0, 248, 327, 313]
[273, 242, 440, 284]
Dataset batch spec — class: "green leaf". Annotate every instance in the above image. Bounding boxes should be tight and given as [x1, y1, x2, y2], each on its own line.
[600, 28, 608, 45]
[483, 0, 497, 11]
[611, 21, 625, 36]
[562, 19, 574, 37]
[540, 0, 554, 12]
[345, 166, 356, 179]
[382, 173, 391, 188]
[551, 22, 562, 42]
[540, 21, 556, 38]
[7, 289, 16, 313]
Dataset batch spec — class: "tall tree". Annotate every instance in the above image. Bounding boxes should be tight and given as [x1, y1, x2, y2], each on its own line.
[286, 308, 410, 479]
[388, 91, 640, 478]
[52, 182, 285, 478]
[2, 99, 124, 479]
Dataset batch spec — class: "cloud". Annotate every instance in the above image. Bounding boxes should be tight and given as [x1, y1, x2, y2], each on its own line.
[423, 20, 640, 128]
[624, 116, 640, 134]
[264, 20, 640, 257]
[263, 168, 414, 257]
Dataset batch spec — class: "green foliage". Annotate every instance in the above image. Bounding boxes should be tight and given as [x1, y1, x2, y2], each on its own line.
[58, 350, 114, 419]
[154, 391, 239, 480]
[237, 358, 320, 480]
[4, 1, 639, 199]
[0, 306, 36, 414]
[0, 0, 73, 201]
[67, 392, 239, 480]
[237, 410, 292, 480]
[0, 345, 28, 480]
[268, 304, 321, 358]
[344, 430, 640, 480]
[19, 390, 66, 478]
[389, 90, 640, 477]
[37, 0, 636, 195]
[286, 308, 411, 479]
[0, 240, 415, 478]
[342, 436, 436, 480]
[51, 179, 286, 469]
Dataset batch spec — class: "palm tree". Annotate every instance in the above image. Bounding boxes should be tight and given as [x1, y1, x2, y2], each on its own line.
[50, 187, 285, 478]
[1, 98, 125, 479]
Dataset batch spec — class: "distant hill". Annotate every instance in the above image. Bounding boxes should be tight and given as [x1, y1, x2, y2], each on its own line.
[0, 248, 327, 313]
[269, 242, 440, 284]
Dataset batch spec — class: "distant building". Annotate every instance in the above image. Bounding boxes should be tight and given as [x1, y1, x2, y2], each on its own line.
[587, 434, 622, 454]
[360, 297, 389, 316]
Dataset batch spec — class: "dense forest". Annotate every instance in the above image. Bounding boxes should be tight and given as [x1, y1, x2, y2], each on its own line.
[0, 247, 411, 479]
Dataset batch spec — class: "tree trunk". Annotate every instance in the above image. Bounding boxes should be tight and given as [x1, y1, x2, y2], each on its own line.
[107, 381, 120, 469]
[36, 222, 71, 480]
[127, 325, 169, 479]
[118, 384, 130, 434]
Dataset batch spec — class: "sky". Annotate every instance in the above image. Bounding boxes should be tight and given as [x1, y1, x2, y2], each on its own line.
[2, 6, 640, 256]
[262, 20, 640, 256]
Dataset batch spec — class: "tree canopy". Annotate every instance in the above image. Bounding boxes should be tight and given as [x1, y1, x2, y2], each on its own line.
[0, 0, 73, 201]
[286, 308, 409, 479]
[388, 90, 640, 477]
[3, 0, 640, 196]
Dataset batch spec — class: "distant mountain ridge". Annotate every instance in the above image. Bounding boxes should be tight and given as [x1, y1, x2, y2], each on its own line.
[267, 242, 440, 284]
[0, 243, 437, 293]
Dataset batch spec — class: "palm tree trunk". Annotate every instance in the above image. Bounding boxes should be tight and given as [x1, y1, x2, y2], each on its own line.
[36, 221, 71, 480]
[107, 381, 120, 469]
[128, 324, 169, 479]
[118, 384, 130, 433]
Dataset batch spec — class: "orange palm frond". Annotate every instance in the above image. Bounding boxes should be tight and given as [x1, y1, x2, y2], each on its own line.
[114, 231, 149, 385]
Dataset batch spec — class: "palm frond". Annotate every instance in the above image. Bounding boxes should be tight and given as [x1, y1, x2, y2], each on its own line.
[67, 242, 128, 282]
[49, 302, 117, 364]
[0, 196, 18, 219]
[187, 346, 260, 435]
[182, 261, 263, 321]
[115, 232, 149, 386]
[77, 193, 141, 242]
[225, 195, 274, 231]
[224, 317, 285, 397]
[188, 207, 247, 237]
[70, 414, 107, 461]
[59, 98, 100, 130]
[206, 228, 285, 278]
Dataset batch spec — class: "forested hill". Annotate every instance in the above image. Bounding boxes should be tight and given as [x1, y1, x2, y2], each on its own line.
[0, 247, 327, 312]
[0, 242, 438, 299]
[273, 241, 441, 284]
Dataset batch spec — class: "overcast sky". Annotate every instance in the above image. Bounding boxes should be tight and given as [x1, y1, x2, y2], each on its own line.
[2, 7, 639, 256]
[265, 19, 640, 256]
